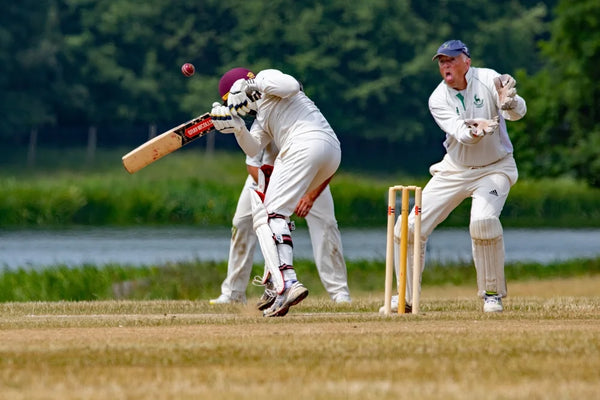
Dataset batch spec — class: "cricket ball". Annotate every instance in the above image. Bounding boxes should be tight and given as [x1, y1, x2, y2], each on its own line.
[181, 63, 195, 77]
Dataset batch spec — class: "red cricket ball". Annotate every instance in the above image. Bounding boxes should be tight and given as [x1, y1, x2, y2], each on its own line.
[181, 63, 195, 77]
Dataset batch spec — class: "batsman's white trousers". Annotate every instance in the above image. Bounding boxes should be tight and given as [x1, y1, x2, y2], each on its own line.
[264, 136, 341, 217]
[220, 175, 351, 301]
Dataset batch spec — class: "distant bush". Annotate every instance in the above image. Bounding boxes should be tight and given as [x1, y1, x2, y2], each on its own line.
[0, 149, 598, 228]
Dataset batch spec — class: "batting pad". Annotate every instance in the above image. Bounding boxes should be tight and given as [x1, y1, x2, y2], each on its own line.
[470, 217, 507, 297]
[250, 189, 285, 294]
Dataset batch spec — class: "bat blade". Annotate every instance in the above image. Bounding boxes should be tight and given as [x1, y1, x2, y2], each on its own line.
[122, 113, 214, 174]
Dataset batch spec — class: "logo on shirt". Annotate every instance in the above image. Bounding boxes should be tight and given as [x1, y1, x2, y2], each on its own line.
[473, 94, 484, 108]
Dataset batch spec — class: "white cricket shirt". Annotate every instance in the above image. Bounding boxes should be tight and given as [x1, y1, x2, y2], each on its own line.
[428, 67, 527, 167]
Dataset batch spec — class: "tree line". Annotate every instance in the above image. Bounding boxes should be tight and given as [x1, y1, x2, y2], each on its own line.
[1, 0, 599, 186]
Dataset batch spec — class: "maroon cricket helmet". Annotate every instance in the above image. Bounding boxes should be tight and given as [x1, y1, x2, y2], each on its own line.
[219, 67, 255, 102]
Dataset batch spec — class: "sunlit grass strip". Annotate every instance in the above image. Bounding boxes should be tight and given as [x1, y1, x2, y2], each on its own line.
[0, 296, 599, 400]
[1, 295, 599, 320]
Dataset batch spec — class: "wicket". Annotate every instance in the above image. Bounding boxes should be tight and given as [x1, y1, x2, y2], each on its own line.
[383, 185, 422, 315]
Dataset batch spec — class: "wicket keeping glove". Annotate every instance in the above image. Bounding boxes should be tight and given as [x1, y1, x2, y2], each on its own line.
[210, 102, 245, 134]
[227, 78, 259, 117]
[494, 74, 518, 110]
[465, 116, 499, 138]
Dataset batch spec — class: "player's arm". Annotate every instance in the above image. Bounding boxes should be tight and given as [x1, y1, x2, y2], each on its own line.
[428, 95, 482, 144]
[493, 74, 527, 121]
[247, 164, 259, 183]
[210, 102, 268, 157]
[245, 151, 263, 183]
[254, 69, 301, 99]
[429, 91, 500, 141]
[228, 69, 300, 117]
[295, 176, 333, 218]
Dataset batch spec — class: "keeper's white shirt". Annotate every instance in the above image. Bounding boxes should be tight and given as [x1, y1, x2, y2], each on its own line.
[428, 67, 527, 167]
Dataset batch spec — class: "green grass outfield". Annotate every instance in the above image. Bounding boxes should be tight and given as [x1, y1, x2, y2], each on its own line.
[1, 258, 599, 399]
[1, 275, 599, 400]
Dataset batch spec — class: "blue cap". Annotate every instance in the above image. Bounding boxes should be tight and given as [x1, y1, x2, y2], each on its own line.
[432, 40, 470, 60]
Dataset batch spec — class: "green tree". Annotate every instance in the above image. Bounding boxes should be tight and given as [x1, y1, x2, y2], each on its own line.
[511, 0, 600, 187]
[0, 1, 60, 138]
[58, 0, 184, 126]
[0, 0, 561, 170]
[212, 0, 550, 144]
[58, 0, 230, 126]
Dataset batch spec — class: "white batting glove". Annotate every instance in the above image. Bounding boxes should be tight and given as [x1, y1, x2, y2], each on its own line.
[465, 116, 499, 137]
[210, 102, 245, 134]
[227, 78, 258, 117]
[494, 74, 518, 110]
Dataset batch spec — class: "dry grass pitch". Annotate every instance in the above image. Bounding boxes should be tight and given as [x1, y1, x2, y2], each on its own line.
[1, 276, 599, 400]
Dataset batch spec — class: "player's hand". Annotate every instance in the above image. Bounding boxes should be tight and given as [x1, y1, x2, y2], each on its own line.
[494, 74, 518, 110]
[465, 116, 499, 137]
[210, 102, 244, 134]
[294, 194, 315, 218]
[227, 79, 252, 117]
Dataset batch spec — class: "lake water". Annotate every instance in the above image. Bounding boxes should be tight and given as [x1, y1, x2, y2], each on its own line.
[1, 227, 598, 270]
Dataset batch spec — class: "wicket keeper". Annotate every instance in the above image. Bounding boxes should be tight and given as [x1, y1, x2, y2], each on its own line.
[383, 39, 527, 313]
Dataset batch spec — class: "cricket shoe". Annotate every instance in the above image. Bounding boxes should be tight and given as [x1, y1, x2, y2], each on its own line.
[209, 292, 246, 305]
[378, 295, 412, 314]
[263, 281, 309, 317]
[252, 276, 277, 310]
[483, 294, 503, 313]
[333, 293, 352, 304]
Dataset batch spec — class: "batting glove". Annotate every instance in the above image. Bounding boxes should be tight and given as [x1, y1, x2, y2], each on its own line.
[465, 116, 499, 138]
[494, 74, 518, 110]
[227, 78, 259, 117]
[210, 102, 245, 134]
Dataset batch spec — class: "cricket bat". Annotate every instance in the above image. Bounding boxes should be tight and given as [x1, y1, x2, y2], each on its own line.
[122, 112, 214, 174]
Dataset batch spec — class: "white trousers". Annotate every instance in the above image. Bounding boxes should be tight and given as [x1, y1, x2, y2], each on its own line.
[397, 154, 518, 302]
[264, 137, 341, 216]
[219, 175, 351, 301]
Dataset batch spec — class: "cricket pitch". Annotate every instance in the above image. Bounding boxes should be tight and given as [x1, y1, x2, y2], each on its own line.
[1, 276, 599, 400]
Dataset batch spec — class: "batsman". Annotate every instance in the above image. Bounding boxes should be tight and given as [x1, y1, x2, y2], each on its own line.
[383, 40, 527, 313]
[210, 68, 342, 317]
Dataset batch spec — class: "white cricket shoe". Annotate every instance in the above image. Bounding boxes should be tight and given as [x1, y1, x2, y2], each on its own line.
[252, 276, 277, 310]
[333, 293, 352, 304]
[209, 292, 246, 305]
[378, 295, 412, 314]
[263, 281, 308, 317]
[257, 287, 276, 310]
[483, 294, 503, 313]
[209, 294, 232, 304]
